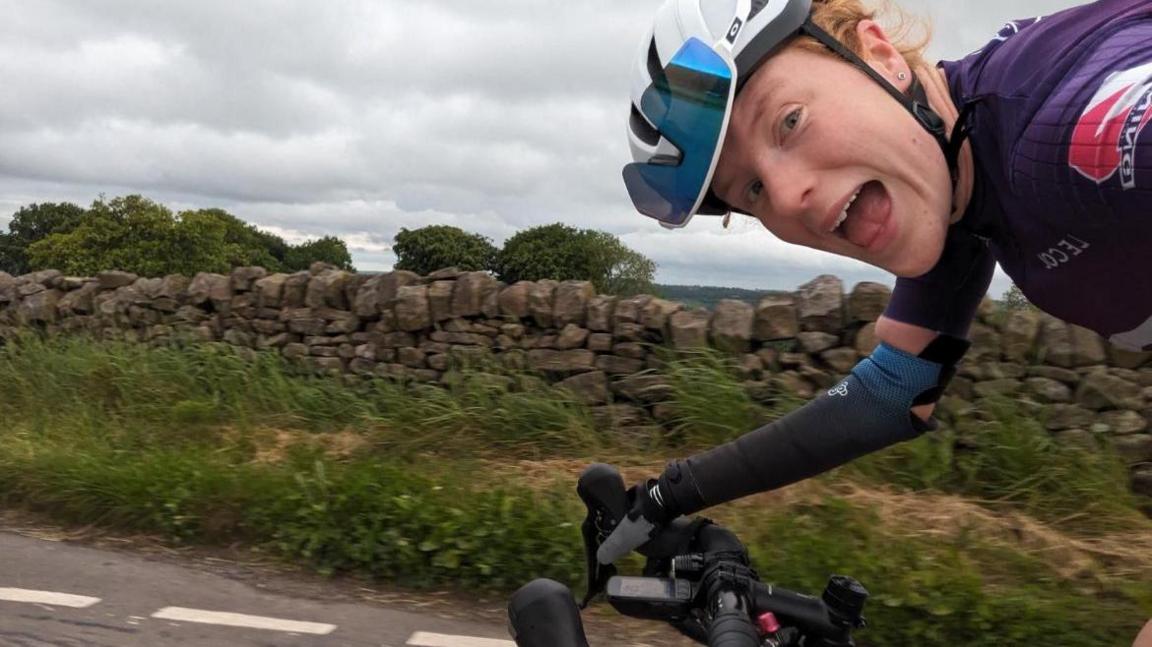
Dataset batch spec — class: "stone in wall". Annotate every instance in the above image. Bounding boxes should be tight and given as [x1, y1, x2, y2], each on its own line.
[394, 285, 431, 331]
[612, 295, 651, 329]
[188, 273, 231, 312]
[57, 282, 100, 316]
[587, 296, 616, 332]
[754, 295, 798, 341]
[499, 282, 532, 319]
[97, 271, 138, 290]
[797, 332, 838, 354]
[847, 282, 890, 323]
[555, 371, 609, 405]
[0, 272, 15, 304]
[353, 274, 385, 318]
[1024, 377, 1072, 403]
[527, 348, 595, 376]
[639, 298, 681, 334]
[555, 324, 589, 350]
[796, 275, 844, 333]
[251, 273, 286, 311]
[281, 272, 310, 308]
[966, 322, 1000, 362]
[1001, 309, 1040, 362]
[17, 289, 61, 324]
[230, 266, 267, 292]
[428, 280, 455, 322]
[343, 274, 370, 312]
[669, 308, 710, 349]
[1036, 316, 1074, 368]
[454, 272, 501, 319]
[1076, 372, 1143, 410]
[307, 269, 351, 310]
[529, 280, 558, 329]
[379, 271, 421, 307]
[552, 281, 594, 328]
[711, 299, 753, 354]
[20, 270, 62, 291]
[1068, 324, 1107, 367]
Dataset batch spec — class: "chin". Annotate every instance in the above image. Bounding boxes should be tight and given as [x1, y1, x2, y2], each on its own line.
[883, 233, 946, 277]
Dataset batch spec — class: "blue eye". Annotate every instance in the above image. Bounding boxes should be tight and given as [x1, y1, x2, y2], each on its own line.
[782, 108, 802, 134]
[746, 179, 764, 204]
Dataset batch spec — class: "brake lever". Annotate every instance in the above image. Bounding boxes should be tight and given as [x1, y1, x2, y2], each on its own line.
[575, 464, 629, 609]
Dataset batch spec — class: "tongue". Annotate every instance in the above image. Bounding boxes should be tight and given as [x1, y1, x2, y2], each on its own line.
[842, 181, 889, 248]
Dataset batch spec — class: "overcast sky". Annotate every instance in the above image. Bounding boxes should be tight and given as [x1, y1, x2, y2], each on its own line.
[0, 0, 1087, 294]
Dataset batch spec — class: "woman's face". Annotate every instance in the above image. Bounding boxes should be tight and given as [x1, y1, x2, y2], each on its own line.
[710, 21, 953, 277]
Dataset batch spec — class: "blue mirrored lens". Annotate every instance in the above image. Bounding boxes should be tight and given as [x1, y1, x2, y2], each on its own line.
[624, 38, 732, 226]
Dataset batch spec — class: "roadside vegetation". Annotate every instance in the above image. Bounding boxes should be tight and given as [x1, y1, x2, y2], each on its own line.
[0, 335, 1149, 645]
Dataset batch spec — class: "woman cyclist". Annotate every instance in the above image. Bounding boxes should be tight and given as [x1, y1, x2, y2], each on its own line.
[603, 0, 1152, 642]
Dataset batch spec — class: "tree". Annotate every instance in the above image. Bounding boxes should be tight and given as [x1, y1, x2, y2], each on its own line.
[580, 230, 657, 296]
[495, 224, 656, 296]
[392, 225, 497, 275]
[23, 194, 356, 276]
[178, 208, 288, 271]
[27, 195, 233, 276]
[0, 201, 86, 275]
[284, 236, 355, 271]
[1001, 284, 1035, 311]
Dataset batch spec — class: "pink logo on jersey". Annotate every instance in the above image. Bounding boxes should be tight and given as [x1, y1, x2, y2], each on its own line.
[1069, 61, 1152, 189]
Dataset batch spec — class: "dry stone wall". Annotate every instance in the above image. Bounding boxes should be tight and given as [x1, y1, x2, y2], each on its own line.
[1, 264, 1149, 499]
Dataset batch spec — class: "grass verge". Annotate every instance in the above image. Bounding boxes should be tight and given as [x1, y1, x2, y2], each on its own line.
[0, 335, 1149, 645]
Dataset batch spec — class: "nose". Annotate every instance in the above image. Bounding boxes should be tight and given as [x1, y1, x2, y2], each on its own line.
[753, 154, 816, 223]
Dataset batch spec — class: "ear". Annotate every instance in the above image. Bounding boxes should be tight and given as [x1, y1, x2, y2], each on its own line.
[855, 19, 911, 91]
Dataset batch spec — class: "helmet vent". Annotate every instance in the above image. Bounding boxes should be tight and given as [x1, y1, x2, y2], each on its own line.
[749, 0, 770, 21]
[646, 38, 666, 88]
[629, 104, 660, 146]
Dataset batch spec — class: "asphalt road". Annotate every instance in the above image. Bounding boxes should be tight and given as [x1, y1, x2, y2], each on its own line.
[0, 515, 692, 647]
[0, 530, 521, 646]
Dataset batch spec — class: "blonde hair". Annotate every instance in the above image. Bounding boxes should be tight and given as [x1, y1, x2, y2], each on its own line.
[795, 0, 932, 70]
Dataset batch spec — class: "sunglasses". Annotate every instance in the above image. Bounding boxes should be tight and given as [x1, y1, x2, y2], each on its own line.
[622, 37, 737, 229]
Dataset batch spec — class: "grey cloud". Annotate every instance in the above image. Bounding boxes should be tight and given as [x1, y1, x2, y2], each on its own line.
[0, 0, 1085, 293]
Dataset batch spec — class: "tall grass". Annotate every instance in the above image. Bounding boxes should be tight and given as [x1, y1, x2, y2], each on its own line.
[655, 346, 799, 446]
[0, 334, 604, 457]
[848, 398, 1148, 534]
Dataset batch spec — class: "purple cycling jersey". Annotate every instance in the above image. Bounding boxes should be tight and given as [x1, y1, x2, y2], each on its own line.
[883, 0, 1152, 351]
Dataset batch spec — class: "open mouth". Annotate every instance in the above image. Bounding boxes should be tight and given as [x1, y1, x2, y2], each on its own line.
[829, 180, 891, 250]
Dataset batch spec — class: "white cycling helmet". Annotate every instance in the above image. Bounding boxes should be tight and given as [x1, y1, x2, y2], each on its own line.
[624, 0, 956, 229]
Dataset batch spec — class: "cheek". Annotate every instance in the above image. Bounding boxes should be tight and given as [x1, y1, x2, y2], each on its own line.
[757, 216, 812, 246]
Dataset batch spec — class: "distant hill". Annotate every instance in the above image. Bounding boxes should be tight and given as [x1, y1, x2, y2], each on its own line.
[652, 284, 790, 310]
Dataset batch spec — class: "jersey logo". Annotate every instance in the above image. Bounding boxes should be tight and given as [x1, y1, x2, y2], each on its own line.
[1069, 61, 1152, 189]
[969, 17, 1041, 56]
[827, 382, 849, 397]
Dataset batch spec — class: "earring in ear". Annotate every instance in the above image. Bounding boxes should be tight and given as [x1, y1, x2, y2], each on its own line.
[897, 72, 907, 81]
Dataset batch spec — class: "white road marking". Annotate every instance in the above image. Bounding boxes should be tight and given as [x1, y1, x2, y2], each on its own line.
[0, 588, 101, 608]
[150, 607, 336, 635]
[406, 632, 515, 647]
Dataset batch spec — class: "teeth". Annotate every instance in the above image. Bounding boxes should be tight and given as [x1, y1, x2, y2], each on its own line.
[830, 187, 862, 232]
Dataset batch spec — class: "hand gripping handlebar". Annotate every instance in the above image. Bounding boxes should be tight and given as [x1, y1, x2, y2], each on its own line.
[508, 464, 868, 647]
